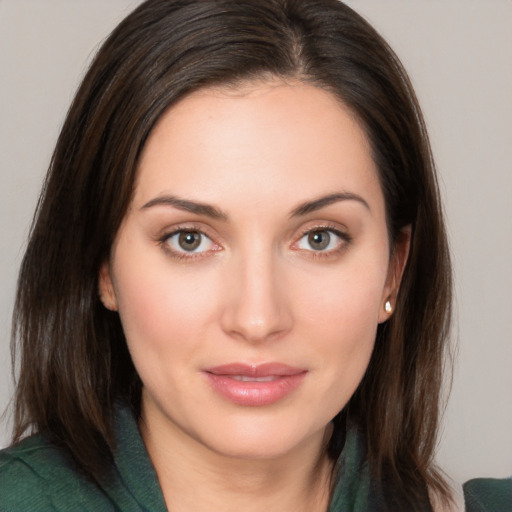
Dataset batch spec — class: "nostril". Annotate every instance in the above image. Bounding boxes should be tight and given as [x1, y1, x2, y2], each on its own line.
[220, 291, 293, 343]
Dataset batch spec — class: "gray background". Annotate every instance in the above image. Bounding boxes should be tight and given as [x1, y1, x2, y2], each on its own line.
[1, 0, 511, 483]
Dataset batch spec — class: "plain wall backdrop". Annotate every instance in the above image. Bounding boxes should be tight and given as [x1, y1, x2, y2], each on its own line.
[1, 0, 511, 484]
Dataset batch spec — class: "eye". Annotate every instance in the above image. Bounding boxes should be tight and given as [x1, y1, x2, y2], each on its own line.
[164, 230, 215, 254]
[295, 228, 348, 252]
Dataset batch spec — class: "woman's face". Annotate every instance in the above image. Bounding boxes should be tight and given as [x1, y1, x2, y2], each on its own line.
[100, 81, 404, 460]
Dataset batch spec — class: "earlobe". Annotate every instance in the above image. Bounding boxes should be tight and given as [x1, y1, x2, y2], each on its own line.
[98, 261, 118, 311]
[379, 225, 411, 323]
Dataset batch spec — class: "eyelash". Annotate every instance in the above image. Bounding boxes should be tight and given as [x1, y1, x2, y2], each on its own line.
[158, 224, 220, 261]
[293, 224, 352, 259]
[157, 223, 352, 261]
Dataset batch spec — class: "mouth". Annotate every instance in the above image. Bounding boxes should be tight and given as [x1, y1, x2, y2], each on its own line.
[230, 375, 280, 382]
[203, 363, 307, 406]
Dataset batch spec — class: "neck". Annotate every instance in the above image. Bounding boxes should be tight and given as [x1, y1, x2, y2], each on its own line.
[140, 409, 334, 512]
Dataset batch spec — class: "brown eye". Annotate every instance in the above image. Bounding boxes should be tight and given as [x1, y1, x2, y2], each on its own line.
[164, 229, 215, 255]
[307, 230, 331, 251]
[178, 231, 202, 251]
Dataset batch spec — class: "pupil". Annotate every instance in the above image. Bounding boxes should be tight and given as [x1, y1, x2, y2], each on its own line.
[308, 231, 330, 250]
[179, 231, 201, 251]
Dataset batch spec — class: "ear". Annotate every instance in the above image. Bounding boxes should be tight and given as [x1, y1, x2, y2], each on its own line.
[378, 225, 411, 323]
[98, 261, 118, 311]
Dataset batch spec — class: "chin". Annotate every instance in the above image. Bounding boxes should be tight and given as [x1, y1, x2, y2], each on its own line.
[193, 415, 330, 462]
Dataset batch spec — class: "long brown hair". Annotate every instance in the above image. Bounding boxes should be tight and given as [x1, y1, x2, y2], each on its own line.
[11, 0, 452, 507]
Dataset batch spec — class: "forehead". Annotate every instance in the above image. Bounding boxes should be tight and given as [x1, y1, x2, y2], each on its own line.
[133, 80, 383, 214]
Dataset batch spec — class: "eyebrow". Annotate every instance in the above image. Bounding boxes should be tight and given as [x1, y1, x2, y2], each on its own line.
[290, 192, 370, 217]
[141, 195, 228, 221]
[141, 191, 369, 220]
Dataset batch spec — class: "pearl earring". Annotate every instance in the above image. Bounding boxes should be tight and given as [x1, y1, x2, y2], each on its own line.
[385, 300, 392, 314]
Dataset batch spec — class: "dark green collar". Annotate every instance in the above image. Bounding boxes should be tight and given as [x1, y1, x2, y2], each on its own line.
[107, 404, 168, 511]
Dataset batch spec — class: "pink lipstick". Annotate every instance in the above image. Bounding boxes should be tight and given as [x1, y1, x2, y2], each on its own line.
[203, 363, 307, 406]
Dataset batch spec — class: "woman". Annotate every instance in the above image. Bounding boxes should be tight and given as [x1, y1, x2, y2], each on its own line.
[0, 1, 509, 510]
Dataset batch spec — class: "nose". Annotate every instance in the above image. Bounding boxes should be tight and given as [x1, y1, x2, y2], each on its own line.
[220, 249, 293, 344]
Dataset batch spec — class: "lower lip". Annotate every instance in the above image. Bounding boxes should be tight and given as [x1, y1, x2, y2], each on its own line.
[204, 372, 307, 406]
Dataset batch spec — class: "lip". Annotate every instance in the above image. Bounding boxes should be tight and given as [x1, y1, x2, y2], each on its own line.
[203, 363, 307, 406]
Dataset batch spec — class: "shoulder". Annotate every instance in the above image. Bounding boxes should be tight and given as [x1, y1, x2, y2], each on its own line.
[0, 434, 110, 511]
[0, 435, 51, 510]
[463, 477, 512, 512]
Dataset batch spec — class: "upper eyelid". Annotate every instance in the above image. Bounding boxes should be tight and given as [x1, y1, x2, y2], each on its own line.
[157, 222, 349, 238]
[295, 223, 350, 239]
[155, 221, 351, 247]
[158, 223, 215, 240]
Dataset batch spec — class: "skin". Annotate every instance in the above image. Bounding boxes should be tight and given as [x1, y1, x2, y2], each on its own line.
[100, 80, 409, 512]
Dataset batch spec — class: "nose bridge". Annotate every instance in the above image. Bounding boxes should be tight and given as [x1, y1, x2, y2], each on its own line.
[221, 242, 292, 343]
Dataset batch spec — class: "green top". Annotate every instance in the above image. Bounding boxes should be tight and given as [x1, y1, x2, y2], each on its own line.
[0, 405, 166, 512]
[0, 405, 510, 511]
[463, 478, 512, 512]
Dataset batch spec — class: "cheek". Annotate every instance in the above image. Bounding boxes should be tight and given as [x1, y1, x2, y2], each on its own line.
[297, 256, 387, 339]
[112, 252, 221, 374]
[306, 294, 378, 417]
[315, 281, 380, 376]
[291, 254, 388, 399]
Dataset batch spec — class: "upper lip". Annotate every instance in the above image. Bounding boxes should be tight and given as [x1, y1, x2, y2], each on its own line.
[204, 363, 306, 377]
